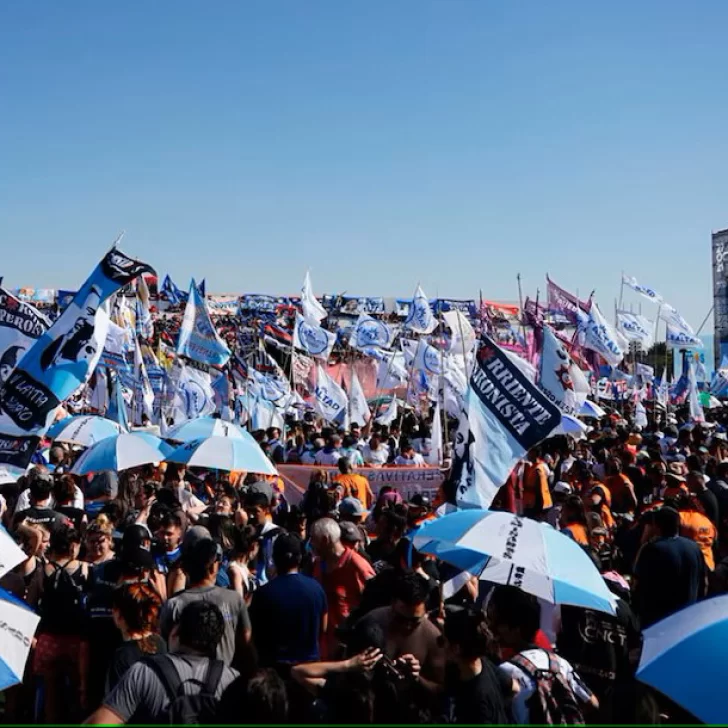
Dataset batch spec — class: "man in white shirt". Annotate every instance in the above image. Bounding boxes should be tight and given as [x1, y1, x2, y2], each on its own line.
[362, 434, 390, 468]
[314, 435, 344, 466]
[393, 443, 425, 467]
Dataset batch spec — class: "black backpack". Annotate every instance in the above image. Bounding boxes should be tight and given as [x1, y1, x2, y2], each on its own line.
[41, 561, 87, 632]
[509, 650, 585, 725]
[144, 654, 225, 725]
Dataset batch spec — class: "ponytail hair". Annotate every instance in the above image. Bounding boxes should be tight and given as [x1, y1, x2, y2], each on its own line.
[443, 607, 495, 660]
[111, 581, 163, 652]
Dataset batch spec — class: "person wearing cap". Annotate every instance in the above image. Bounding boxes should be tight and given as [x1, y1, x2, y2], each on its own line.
[244, 482, 283, 586]
[249, 533, 327, 670]
[546, 481, 572, 530]
[333, 458, 374, 509]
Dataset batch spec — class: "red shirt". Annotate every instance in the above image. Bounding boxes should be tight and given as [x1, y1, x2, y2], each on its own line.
[500, 629, 553, 660]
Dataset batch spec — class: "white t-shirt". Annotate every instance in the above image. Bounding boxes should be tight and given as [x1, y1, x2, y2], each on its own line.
[14, 485, 84, 514]
[497, 649, 593, 725]
[175, 486, 205, 514]
[394, 453, 425, 467]
[315, 449, 343, 466]
[363, 444, 390, 467]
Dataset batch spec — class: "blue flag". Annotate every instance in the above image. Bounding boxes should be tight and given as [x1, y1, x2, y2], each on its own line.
[161, 275, 186, 306]
[107, 370, 130, 431]
[176, 280, 231, 367]
[0, 247, 152, 468]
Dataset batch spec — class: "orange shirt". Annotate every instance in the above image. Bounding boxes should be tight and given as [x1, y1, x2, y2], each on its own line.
[605, 475, 636, 513]
[333, 473, 374, 509]
[523, 462, 552, 511]
[680, 510, 717, 570]
[563, 522, 590, 546]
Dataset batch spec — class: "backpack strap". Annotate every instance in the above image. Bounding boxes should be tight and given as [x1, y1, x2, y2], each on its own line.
[202, 659, 224, 696]
[509, 652, 540, 680]
[144, 655, 184, 702]
[546, 651, 562, 677]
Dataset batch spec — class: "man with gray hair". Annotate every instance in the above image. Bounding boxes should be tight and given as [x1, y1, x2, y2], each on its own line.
[311, 517, 375, 658]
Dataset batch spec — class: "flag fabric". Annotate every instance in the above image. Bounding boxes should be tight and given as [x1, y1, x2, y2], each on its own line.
[160, 274, 185, 305]
[0, 289, 50, 386]
[376, 352, 408, 390]
[293, 313, 336, 361]
[168, 360, 216, 421]
[710, 368, 728, 397]
[660, 304, 695, 335]
[451, 334, 562, 509]
[349, 313, 394, 351]
[107, 371, 130, 431]
[0, 248, 152, 469]
[634, 400, 649, 428]
[666, 326, 703, 349]
[656, 367, 669, 407]
[537, 325, 590, 416]
[375, 396, 398, 426]
[313, 365, 347, 424]
[635, 363, 655, 380]
[348, 369, 371, 425]
[135, 276, 154, 340]
[133, 338, 155, 423]
[546, 276, 591, 326]
[444, 310, 476, 357]
[426, 403, 443, 465]
[413, 339, 442, 377]
[177, 280, 231, 367]
[622, 275, 664, 305]
[404, 285, 437, 334]
[579, 303, 628, 368]
[616, 311, 654, 347]
[301, 271, 327, 323]
[687, 357, 705, 423]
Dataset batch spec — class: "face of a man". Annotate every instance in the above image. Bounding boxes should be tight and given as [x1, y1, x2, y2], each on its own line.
[246, 504, 268, 526]
[158, 525, 181, 552]
[391, 599, 426, 636]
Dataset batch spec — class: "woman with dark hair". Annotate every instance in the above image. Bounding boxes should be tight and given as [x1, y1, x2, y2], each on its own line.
[54, 474, 87, 532]
[559, 495, 593, 546]
[442, 607, 509, 724]
[105, 581, 166, 693]
[34, 525, 90, 723]
[228, 525, 260, 604]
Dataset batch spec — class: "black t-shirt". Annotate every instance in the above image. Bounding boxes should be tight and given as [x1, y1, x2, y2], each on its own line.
[698, 489, 720, 527]
[14, 505, 69, 533]
[105, 635, 168, 695]
[444, 660, 509, 724]
[57, 505, 86, 531]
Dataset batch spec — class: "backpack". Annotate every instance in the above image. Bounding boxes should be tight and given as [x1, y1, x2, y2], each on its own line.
[509, 650, 585, 725]
[41, 561, 87, 632]
[144, 654, 225, 725]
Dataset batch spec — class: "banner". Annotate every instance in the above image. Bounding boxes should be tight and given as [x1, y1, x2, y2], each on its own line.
[622, 275, 664, 305]
[537, 325, 589, 416]
[666, 326, 703, 349]
[546, 276, 591, 325]
[404, 285, 437, 334]
[452, 334, 562, 509]
[177, 280, 231, 367]
[293, 313, 336, 360]
[349, 313, 394, 351]
[0, 247, 152, 468]
[0, 289, 50, 386]
[616, 311, 654, 347]
[278, 464, 445, 505]
[332, 296, 385, 315]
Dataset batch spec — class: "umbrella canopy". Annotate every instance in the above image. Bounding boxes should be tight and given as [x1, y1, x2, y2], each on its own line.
[637, 595, 728, 724]
[412, 509, 617, 615]
[579, 399, 607, 419]
[71, 432, 173, 475]
[47, 415, 124, 447]
[166, 417, 247, 442]
[0, 525, 27, 581]
[166, 435, 277, 476]
[551, 414, 589, 439]
[0, 587, 41, 691]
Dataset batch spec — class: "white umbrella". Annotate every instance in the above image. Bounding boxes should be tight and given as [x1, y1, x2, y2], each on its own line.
[579, 399, 607, 419]
[166, 435, 277, 475]
[46, 415, 124, 447]
[0, 588, 41, 690]
[71, 433, 173, 475]
[0, 526, 27, 581]
[166, 417, 247, 442]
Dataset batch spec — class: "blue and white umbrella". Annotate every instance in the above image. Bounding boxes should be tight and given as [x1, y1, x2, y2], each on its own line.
[166, 417, 246, 442]
[579, 399, 607, 419]
[637, 595, 728, 724]
[71, 432, 173, 475]
[0, 525, 27, 581]
[412, 509, 617, 614]
[0, 587, 41, 691]
[47, 415, 125, 447]
[166, 435, 277, 476]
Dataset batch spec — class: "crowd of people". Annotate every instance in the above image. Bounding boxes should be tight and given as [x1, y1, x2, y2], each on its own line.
[0, 404, 725, 724]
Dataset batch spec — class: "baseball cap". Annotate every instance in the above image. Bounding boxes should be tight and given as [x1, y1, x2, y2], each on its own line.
[272, 532, 303, 562]
[120, 545, 156, 570]
[553, 481, 573, 495]
[182, 525, 213, 554]
[247, 481, 274, 506]
[339, 497, 365, 518]
[339, 521, 363, 544]
[122, 524, 153, 550]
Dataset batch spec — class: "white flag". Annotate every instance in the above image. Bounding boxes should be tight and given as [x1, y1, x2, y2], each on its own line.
[301, 271, 327, 323]
[169, 360, 216, 421]
[293, 313, 336, 361]
[579, 303, 627, 368]
[375, 396, 398, 426]
[660, 304, 695, 335]
[537, 325, 589, 416]
[443, 310, 476, 357]
[426, 403, 443, 465]
[687, 357, 705, 423]
[133, 338, 154, 423]
[313, 364, 347, 424]
[622, 275, 664, 305]
[348, 369, 371, 425]
[376, 352, 408, 390]
[349, 313, 394, 351]
[666, 325, 703, 349]
[413, 339, 442, 376]
[616, 311, 654, 347]
[177, 281, 231, 367]
[404, 285, 436, 334]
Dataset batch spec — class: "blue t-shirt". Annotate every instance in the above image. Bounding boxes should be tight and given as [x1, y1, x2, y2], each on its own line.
[249, 572, 327, 666]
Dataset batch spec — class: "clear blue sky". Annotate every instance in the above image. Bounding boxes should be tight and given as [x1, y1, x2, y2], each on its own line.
[1, 1, 725, 330]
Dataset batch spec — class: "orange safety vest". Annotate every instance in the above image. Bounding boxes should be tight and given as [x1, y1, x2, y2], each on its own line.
[680, 510, 717, 570]
[523, 462, 552, 511]
[563, 522, 590, 546]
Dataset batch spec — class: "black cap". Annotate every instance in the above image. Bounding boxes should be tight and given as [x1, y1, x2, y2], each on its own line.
[272, 532, 303, 562]
[122, 524, 153, 550]
[120, 544, 156, 570]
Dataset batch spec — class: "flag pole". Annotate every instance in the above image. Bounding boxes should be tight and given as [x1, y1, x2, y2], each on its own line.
[516, 273, 527, 347]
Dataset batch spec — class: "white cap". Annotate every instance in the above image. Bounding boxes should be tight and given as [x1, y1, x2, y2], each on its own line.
[553, 481, 573, 495]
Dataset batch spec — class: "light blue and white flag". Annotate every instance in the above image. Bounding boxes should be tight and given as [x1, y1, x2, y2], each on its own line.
[452, 334, 562, 509]
[660, 304, 695, 335]
[301, 271, 327, 324]
[161, 275, 185, 306]
[376, 352, 408, 390]
[0, 247, 152, 469]
[426, 402, 443, 466]
[404, 285, 437, 334]
[635, 362, 654, 380]
[107, 370, 130, 431]
[293, 313, 336, 361]
[0, 289, 50, 386]
[537, 324, 589, 417]
[348, 369, 371, 425]
[349, 313, 394, 351]
[622, 275, 664, 305]
[169, 360, 216, 421]
[413, 339, 442, 376]
[687, 357, 705, 423]
[666, 325, 703, 349]
[135, 275, 154, 340]
[133, 338, 155, 424]
[656, 367, 669, 408]
[444, 310, 476, 357]
[710, 368, 728, 398]
[313, 365, 347, 424]
[177, 280, 231, 367]
[375, 396, 398, 426]
[401, 339, 418, 368]
[579, 303, 628, 368]
[616, 311, 654, 347]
